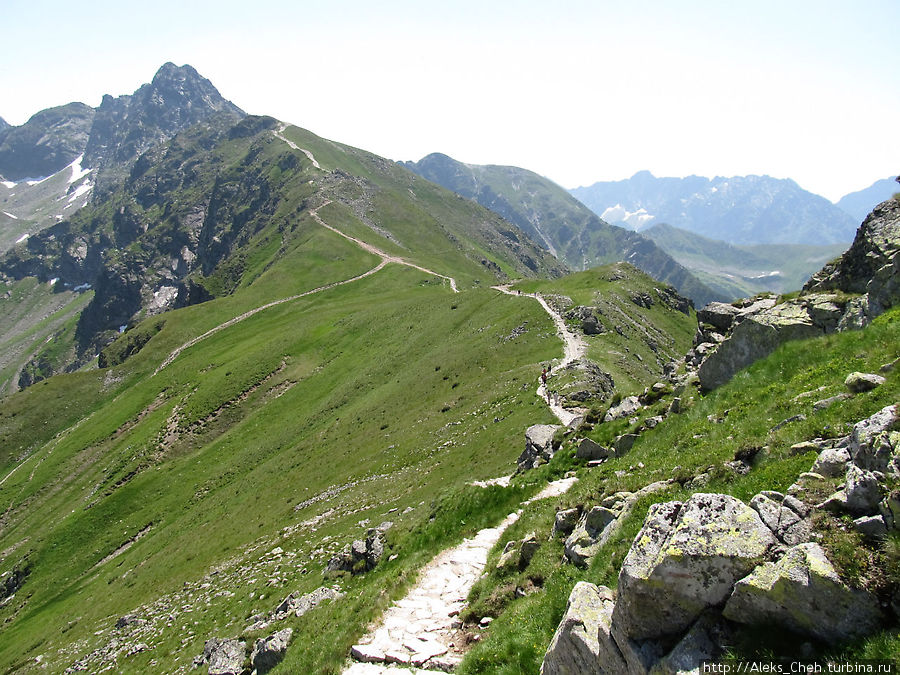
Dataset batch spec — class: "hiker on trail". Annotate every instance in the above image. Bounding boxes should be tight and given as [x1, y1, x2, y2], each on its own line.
[541, 368, 547, 386]
[547, 363, 552, 375]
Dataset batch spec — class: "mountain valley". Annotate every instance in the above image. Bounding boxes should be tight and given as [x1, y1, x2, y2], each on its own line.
[0, 64, 898, 675]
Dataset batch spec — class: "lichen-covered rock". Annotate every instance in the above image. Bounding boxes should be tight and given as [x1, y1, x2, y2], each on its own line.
[576, 437, 609, 460]
[557, 359, 616, 403]
[811, 444, 851, 478]
[541, 582, 624, 675]
[553, 507, 581, 537]
[697, 302, 741, 333]
[750, 492, 811, 546]
[604, 396, 641, 422]
[723, 543, 883, 642]
[613, 494, 777, 641]
[564, 506, 619, 567]
[203, 637, 246, 675]
[698, 302, 824, 391]
[326, 529, 384, 575]
[843, 464, 883, 515]
[805, 197, 900, 299]
[845, 371, 886, 393]
[848, 404, 898, 473]
[250, 628, 292, 674]
[517, 424, 562, 472]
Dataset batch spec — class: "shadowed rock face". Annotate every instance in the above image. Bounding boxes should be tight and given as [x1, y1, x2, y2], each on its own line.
[0, 103, 95, 181]
[694, 197, 900, 390]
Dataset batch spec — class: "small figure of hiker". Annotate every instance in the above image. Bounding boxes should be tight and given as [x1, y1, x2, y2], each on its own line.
[541, 367, 547, 386]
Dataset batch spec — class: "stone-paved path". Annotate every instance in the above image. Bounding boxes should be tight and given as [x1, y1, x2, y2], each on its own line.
[343, 477, 577, 673]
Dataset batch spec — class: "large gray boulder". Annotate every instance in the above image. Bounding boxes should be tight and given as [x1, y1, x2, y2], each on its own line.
[517, 424, 562, 472]
[250, 628, 292, 674]
[541, 582, 625, 675]
[723, 543, 883, 642]
[650, 611, 732, 675]
[204, 638, 246, 675]
[811, 444, 851, 478]
[698, 301, 824, 391]
[848, 404, 898, 474]
[604, 396, 642, 422]
[613, 494, 777, 641]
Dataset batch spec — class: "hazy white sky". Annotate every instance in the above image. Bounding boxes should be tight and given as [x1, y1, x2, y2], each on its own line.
[2, 0, 897, 200]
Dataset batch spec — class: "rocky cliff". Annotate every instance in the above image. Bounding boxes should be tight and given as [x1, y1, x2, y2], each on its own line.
[691, 197, 900, 390]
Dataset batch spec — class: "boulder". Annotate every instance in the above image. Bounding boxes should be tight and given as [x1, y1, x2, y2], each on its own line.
[557, 359, 616, 403]
[853, 515, 888, 540]
[811, 444, 851, 478]
[723, 543, 883, 643]
[613, 494, 777, 641]
[604, 396, 641, 422]
[564, 506, 619, 567]
[553, 507, 582, 537]
[497, 533, 540, 571]
[576, 438, 609, 461]
[326, 529, 384, 575]
[750, 492, 811, 546]
[274, 586, 343, 619]
[204, 638, 246, 675]
[614, 434, 639, 457]
[541, 582, 625, 675]
[880, 490, 900, 530]
[845, 372, 886, 393]
[843, 464, 883, 515]
[698, 302, 824, 391]
[517, 424, 562, 472]
[250, 628, 292, 674]
[697, 302, 741, 333]
[848, 404, 899, 473]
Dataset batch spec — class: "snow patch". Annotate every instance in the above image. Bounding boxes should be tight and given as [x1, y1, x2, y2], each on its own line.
[750, 270, 781, 279]
[15, 233, 28, 244]
[73, 283, 92, 292]
[3, 211, 18, 220]
[26, 175, 51, 186]
[68, 181, 93, 203]
[68, 154, 91, 184]
[1, 181, 16, 189]
[49, 278, 59, 286]
[600, 204, 656, 230]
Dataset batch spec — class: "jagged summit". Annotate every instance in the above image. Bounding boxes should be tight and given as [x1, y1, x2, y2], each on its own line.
[83, 62, 244, 180]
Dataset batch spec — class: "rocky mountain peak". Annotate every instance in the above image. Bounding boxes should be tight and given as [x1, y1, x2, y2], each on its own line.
[84, 63, 244, 174]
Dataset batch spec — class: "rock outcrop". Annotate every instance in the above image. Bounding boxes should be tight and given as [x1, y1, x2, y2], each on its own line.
[517, 424, 562, 472]
[692, 197, 900, 390]
[249, 628, 293, 674]
[723, 543, 883, 642]
[612, 493, 777, 641]
[326, 529, 384, 575]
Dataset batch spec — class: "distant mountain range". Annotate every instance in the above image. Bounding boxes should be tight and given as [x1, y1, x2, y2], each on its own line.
[402, 153, 724, 306]
[836, 177, 899, 223]
[569, 171, 861, 245]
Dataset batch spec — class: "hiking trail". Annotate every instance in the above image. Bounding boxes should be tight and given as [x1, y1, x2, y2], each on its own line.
[154, 201, 457, 374]
[343, 477, 577, 673]
[493, 285, 587, 426]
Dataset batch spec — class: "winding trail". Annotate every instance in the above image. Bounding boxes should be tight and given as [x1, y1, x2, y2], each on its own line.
[492, 285, 587, 426]
[154, 201, 457, 375]
[342, 284, 589, 672]
[344, 477, 577, 674]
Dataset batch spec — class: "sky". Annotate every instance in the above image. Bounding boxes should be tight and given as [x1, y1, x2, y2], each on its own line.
[2, 0, 897, 201]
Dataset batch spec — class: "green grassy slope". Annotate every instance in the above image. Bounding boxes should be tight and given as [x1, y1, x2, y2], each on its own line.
[512, 263, 697, 395]
[456, 308, 900, 673]
[0, 117, 562, 390]
[0, 228, 565, 673]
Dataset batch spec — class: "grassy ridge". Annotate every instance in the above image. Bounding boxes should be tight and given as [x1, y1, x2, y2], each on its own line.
[0, 256, 566, 672]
